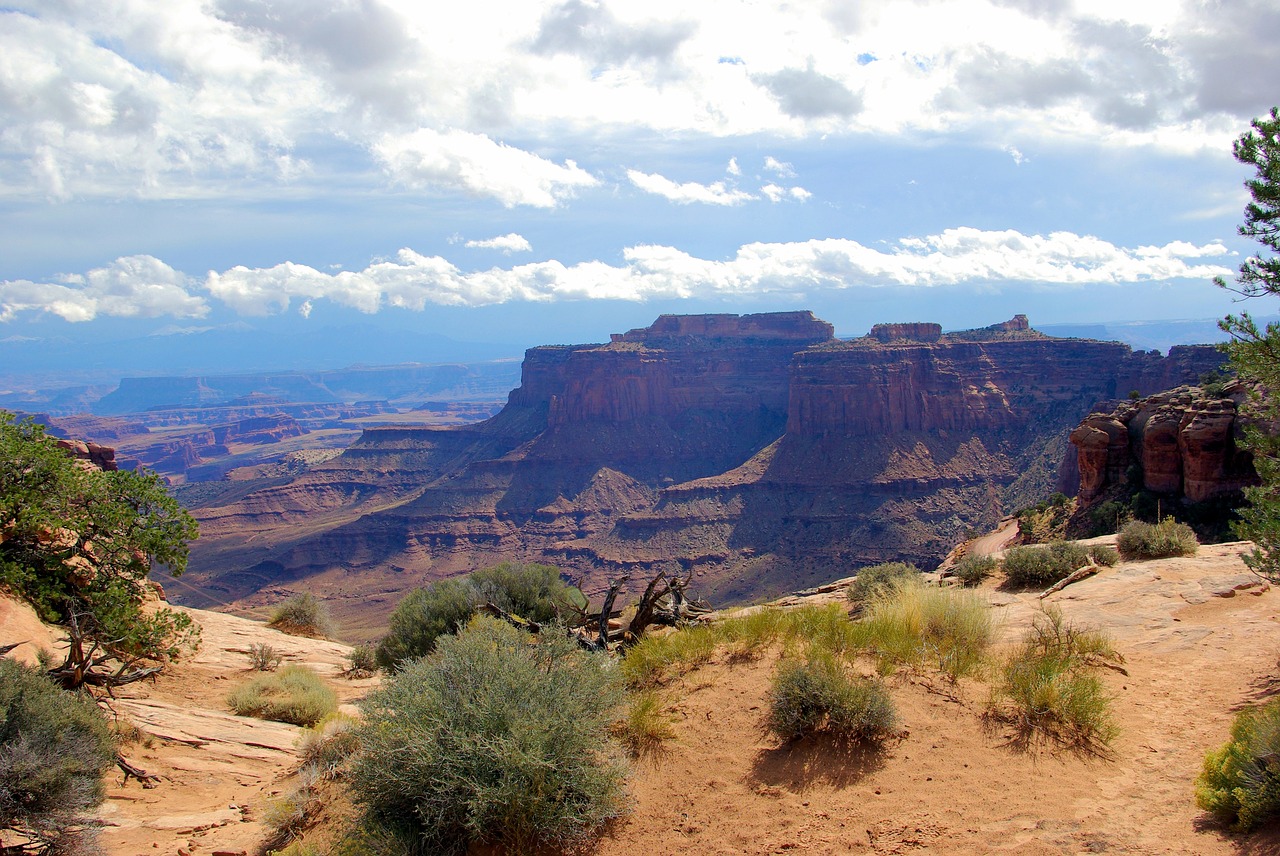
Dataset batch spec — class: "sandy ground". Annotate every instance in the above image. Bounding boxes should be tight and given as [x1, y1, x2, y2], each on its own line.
[598, 540, 1280, 856]
[5, 538, 1278, 855]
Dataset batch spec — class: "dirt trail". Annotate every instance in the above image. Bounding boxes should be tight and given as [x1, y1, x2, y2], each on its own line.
[91, 608, 372, 856]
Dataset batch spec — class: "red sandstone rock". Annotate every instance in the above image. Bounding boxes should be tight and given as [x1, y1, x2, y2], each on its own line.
[183, 313, 1227, 619]
[1070, 386, 1258, 505]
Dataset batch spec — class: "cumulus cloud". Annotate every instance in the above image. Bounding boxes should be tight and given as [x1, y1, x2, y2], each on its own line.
[755, 67, 862, 119]
[0, 256, 207, 323]
[530, 0, 695, 67]
[764, 156, 796, 177]
[465, 233, 534, 253]
[374, 129, 597, 208]
[3, 0, 1276, 204]
[3, 229, 1228, 323]
[626, 169, 755, 206]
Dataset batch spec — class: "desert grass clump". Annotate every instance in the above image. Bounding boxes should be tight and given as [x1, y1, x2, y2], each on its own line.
[613, 690, 678, 757]
[847, 561, 919, 605]
[952, 553, 998, 587]
[1196, 698, 1280, 831]
[0, 659, 115, 854]
[857, 579, 994, 681]
[988, 607, 1120, 749]
[247, 642, 284, 671]
[300, 712, 361, 779]
[1116, 519, 1199, 560]
[227, 664, 337, 727]
[620, 623, 719, 688]
[350, 615, 627, 855]
[269, 593, 336, 639]
[766, 651, 897, 743]
[345, 644, 377, 678]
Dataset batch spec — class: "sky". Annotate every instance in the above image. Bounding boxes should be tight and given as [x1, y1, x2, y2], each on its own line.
[2, 0, 1279, 378]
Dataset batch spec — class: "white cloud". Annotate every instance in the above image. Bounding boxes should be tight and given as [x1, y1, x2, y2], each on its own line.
[2, 228, 1225, 322]
[761, 184, 784, 202]
[0, 256, 208, 322]
[0, 0, 1266, 206]
[626, 169, 755, 205]
[374, 129, 597, 208]
[726, 157, 741, 176]
[764, 156, 797, 177]
[790, 186, 812, 201]
[1002, 145, 1027, 165]
[465, 233, 534, 253]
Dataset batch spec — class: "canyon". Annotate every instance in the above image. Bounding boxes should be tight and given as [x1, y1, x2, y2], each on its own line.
[174, 312, 1226, 635]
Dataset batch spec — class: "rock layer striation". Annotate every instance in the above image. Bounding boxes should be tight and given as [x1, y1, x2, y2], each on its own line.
[179, 312, 1224, 628]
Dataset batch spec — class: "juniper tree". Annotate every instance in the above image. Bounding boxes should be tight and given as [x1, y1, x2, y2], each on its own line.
[1218, 108, 1280, 580]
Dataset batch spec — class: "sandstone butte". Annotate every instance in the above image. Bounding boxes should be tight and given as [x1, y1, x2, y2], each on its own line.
[175, 311, 1226, 637]
[3, 535, 1278, 855]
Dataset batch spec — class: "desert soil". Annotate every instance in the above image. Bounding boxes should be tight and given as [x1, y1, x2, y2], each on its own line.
[598, 540, 1280, 855]
[5, 539, 1279, 855]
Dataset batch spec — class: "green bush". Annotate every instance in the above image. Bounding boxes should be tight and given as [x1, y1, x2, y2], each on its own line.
[1197, 699, 1280, 831]
[374, 578, 479, 670]
[0, 659, 115, 852]
[345, 644, 377, 678]
[766, 651, 896, 743]
[468, 561, 574, 623]
[269, 593, 336, 638]
[1001, 541, 1093, 587]
[953, 553, 998, 586]
[988, 607, 1120, 748]
[374, 564, 576, 671]
[351, 616, 627, 855]
[1116, 519, 1199, 560]
[1089, 544, 1120, 567]
[847, 562, 919, 603]
[227, 665, 337, 726]
[857, 579, 994, 680]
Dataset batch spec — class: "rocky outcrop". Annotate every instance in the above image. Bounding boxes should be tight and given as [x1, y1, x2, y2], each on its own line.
[53, 437, 118, 471]
[180, 313, 1226, 624]
[869, 322, 942, 343]
[1070, 385, 1258, 505]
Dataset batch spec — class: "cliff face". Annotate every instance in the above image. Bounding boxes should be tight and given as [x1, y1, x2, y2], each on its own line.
[180, 313, 1225, 623]
[1070, 385, 1258, 506]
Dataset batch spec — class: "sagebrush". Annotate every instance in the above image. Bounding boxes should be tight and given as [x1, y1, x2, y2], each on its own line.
[374, 563, 577, 670]
[847, 562, 919, 604]
[0, 659, 115, 853]
[1116, 519, 1199, 560]
[351, 615, 627, 855]
[767, 652, 896, 743]
[1002, 541, 1115, 588]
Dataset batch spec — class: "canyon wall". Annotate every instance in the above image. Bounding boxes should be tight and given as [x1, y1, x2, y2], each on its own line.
[178, 313, 1225, 625]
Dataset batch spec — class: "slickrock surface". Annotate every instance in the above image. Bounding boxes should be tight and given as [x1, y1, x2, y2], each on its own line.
[89, 607, 372, 856]
[600, 541, 1280, 855]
